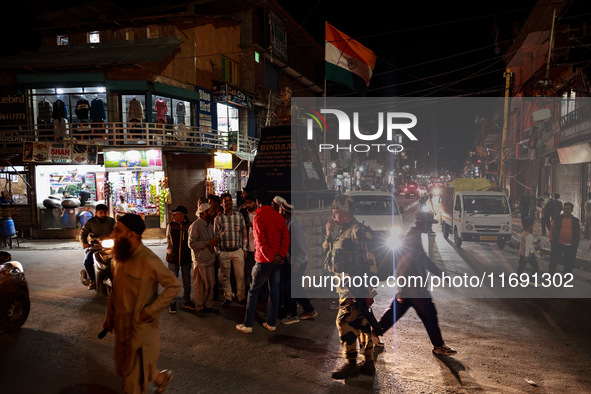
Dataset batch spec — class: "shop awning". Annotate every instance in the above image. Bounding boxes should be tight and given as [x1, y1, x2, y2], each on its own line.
[0, 38, 182, 70]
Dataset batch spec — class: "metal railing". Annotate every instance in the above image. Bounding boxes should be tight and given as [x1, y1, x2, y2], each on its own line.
[0, 122, 259, 155]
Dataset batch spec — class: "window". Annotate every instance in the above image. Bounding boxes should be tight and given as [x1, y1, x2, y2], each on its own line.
[0, 167, 30, 205]
[561, 89, 576, 115]
[88, 31, 100, 44]
[221, 56, 239, 84]
[57, 35, 69, 46]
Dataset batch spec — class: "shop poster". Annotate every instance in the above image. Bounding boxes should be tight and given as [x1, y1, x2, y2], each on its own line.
[23, 142, 98, 164]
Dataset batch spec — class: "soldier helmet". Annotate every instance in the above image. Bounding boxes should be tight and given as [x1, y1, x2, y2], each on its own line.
[416, 211, 438, 224]
[330, 195, 358, 215]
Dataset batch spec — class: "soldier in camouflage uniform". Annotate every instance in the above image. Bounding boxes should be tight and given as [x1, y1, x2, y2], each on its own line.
[323, 195, 379, 379]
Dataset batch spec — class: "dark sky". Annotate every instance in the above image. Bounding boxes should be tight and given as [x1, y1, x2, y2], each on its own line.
[279, 1, 537, 97]
[278, 1, 538, 171]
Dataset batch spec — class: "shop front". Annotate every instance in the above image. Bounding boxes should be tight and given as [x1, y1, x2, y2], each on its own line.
[212, 82, 254, 151]
[103, 148, 168, 230]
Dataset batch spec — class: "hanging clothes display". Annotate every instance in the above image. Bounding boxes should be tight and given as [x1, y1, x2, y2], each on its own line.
[75, 98, 90, 121]
[38, 99, 52, 125]
[154, 98, 168, 123]
[90, 97, 106, 121]
[52, 99, 68, 139]
[175, 102, 185, 125]
[128, 98, 144, 122]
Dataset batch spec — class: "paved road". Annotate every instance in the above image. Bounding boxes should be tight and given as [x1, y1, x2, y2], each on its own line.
[1, 198, 590, 393]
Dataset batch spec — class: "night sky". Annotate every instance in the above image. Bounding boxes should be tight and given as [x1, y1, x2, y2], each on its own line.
[279, 1, 538, 171]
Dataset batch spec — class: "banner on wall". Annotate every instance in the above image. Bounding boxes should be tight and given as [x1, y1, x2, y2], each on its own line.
[103, 149, 163, 171]
[23, 142, 98, 164]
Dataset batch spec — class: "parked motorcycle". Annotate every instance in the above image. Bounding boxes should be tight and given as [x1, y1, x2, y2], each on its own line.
[0, 251, 30, 332]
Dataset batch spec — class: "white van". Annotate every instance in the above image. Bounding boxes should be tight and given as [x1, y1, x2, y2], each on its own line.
[345, 191, 404, 278]
[440, 190, 512, 249]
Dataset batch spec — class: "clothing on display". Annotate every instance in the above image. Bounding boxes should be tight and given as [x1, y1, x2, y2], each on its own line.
[154, 99, 168, 123]
[90, 98, 106, 121]
[75, 99, 90, 121]
[128, 98, 144, 122]
[38, 99, 52, 124]
[52, 99, 68, 120]
[176, 102, 185, 125]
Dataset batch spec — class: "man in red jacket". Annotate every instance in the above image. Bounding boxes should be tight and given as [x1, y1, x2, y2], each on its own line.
[236, 190, 290, 333]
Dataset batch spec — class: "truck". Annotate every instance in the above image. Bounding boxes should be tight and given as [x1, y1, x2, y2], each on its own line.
[440, 178, 512, 249]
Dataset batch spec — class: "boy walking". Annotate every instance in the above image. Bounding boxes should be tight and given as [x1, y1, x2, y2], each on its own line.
[518, 218, 539, 276]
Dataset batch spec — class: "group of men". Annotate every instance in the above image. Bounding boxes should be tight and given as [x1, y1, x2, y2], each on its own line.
[520, 191, 585, 275]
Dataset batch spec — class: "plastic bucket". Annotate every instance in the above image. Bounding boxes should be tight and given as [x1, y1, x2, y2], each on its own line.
[0, 218, 16, 237]
[79, 211, 93, 226]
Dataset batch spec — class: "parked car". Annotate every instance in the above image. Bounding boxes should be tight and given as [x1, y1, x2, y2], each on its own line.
[0, 251, 30, 332]
[345, 191, 405, 279]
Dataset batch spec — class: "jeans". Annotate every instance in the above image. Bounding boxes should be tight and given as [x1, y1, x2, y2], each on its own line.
[168, 263, 192, 303]
[378, 297, 444, 347]
[83, 249, 96, 282]
[549, 243, 577, 274]
[243, 262, 281, 327]
[280, 262, 314, 316]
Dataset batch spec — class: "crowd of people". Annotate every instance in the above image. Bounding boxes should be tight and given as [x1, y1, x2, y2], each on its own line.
[78, 189, 464, 393]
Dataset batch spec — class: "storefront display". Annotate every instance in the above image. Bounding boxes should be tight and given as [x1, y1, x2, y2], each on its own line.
[206, 168, 236, 197]
[35, 164, 104, 229]
[104, 149, 167, 228]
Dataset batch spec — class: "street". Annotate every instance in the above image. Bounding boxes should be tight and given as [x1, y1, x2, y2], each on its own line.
[1, 199, 591, 393]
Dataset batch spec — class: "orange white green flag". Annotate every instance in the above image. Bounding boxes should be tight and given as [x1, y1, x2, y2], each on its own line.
[325, 22, 377, 94]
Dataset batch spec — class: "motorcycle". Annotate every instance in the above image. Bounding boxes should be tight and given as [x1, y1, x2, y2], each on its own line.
[0, 251, 30, 332]
[93, 238, 114, 297]
[80, 234, 114, 297]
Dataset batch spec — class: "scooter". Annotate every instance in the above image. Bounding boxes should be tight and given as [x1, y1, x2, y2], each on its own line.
[93, 239, 114, 297]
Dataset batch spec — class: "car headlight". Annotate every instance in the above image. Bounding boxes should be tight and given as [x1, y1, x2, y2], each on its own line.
[502, 225, 510, 232]
[466, 224, 474, 231]
[385, 226, 403, 251]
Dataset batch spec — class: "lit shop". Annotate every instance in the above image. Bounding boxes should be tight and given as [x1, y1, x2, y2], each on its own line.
[206, 152, 237, 197]
[27, 141, 103, 230]
[103, 149, 169, 228]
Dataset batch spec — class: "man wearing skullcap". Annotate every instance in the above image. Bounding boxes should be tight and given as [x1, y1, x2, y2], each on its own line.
[103, 214, 180, 393]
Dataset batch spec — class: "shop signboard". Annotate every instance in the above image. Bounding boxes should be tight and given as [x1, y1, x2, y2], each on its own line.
[214, 151, 232, 169]
[104, 149, 162, 171]
[212, 82, 253, 109]
[0, 86, 27, 126]
[23, 142, 98, 164]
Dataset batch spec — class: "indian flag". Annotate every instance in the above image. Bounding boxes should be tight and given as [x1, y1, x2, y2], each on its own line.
[325, 22, 377, 93]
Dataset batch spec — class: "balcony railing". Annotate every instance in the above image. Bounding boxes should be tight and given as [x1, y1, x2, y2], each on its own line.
[0, 122, 259, 156]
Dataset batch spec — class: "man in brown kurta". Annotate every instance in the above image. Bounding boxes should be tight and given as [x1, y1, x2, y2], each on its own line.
[104, 214, 180, 394]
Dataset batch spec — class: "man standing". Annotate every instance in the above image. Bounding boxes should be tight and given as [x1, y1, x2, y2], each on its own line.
[188, 203, 219, 318]
[584, 193, 591, 239]
[103, 214, 180, 394]
[541, 192, 552, 235]
[323, 195, 378, 379]
[545, 193, 563, 223]
[549, 202, 580, 274]
[240, 193, 257, 294]
[214, 192, 248, 307]
[78, 184, 91, 206]
[520, 189, 534, 227]
[279, 201, 317, 324]
[79, 204, 115, 290]
[236, 190, 289, 333]
[373, 211, 456, 358]
[166, 206, 195, 313]
[207, 194, 222, 300]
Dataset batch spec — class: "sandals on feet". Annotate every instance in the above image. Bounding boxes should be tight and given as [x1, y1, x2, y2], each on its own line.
[155, 369, 173, 393]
